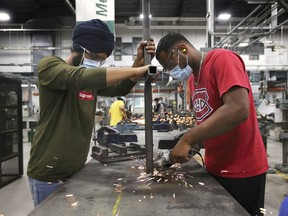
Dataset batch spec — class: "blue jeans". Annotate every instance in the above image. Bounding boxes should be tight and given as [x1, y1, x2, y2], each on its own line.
[28, 177, 63, 207]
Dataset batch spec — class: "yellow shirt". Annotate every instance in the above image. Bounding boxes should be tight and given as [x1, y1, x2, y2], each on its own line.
[109, 100, 125, 126]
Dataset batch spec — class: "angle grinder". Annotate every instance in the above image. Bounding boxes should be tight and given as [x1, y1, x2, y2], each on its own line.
[153, 149, 197, 170]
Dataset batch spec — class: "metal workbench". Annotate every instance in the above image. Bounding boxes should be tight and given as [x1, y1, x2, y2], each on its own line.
[28, 158, 249, 216]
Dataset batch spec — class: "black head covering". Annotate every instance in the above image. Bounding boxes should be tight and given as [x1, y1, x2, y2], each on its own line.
[72, 19, 114, 57]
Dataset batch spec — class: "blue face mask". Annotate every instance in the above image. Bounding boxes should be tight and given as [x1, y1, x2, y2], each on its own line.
[166, 52, 193, 81]
[80, 46, 104, 68]
[82, 57, 101, 68]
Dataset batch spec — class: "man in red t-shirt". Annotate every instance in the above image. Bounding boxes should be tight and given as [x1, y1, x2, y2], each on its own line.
[156, 32, 268, 216]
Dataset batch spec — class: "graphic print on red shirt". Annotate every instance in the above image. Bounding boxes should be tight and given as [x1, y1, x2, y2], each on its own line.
[192, 88, 213, 121]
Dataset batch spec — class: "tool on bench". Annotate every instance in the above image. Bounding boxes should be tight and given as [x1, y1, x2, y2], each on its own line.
[91, 142, 146, 164]
[153, 149, 198, 170]
[154, 131, 205, 170]
[91, 126, 146, 163]
[116, 121, 139, 133]
[158, 132, 203, 150]
[94, 126, 138, 147]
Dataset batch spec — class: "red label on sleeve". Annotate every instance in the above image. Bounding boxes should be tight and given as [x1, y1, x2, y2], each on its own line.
[78, 91, 94, 101]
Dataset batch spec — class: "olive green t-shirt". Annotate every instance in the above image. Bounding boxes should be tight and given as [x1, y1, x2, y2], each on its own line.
[27, 56, 135, 182]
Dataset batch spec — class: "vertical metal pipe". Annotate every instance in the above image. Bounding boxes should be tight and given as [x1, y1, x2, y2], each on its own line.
[206, 0, 214, 47]
[271, 2, 278, 29]
[175, 89, 178, 114]
[28, 82, 33, 117]
[142, 0, 151, 64]
[142, 0, 153, 174]
[144, 78, 153, 175]
[183, 82, 187, 111]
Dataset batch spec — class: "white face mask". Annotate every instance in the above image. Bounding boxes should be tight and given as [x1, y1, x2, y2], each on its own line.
[165, 52, 193, 81]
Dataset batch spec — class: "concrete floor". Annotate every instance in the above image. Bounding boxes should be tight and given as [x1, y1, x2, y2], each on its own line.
[0, 129, 287, 216]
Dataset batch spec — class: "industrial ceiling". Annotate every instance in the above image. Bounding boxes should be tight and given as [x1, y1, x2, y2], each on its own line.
[0, 0, 288, 48]
[0, 0, 287, 85]
[0, 0, 287, 28]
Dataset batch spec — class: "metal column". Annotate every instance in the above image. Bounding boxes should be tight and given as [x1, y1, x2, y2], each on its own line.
[142, 0, 153, 174]
[275, 73, 288, 173]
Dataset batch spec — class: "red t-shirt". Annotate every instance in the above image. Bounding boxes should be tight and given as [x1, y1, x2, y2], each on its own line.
[189, 49, 268, 178]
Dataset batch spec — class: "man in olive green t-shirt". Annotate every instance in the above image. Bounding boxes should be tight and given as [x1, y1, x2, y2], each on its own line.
[27, 19, 156, 207]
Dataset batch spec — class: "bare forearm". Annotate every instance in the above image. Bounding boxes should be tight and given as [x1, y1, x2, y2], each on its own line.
[98, 79, 135, 97]
[171, 87, 250, 164]
[181, 103, 248, 147]
[171, 105, 246, 164]
[106, 67, 146, 86]
[122, 112, 127, 119]
[182, 88, 249, 147]
[132, 57, 145, 68]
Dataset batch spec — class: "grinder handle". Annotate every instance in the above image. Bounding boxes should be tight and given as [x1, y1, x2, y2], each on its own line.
[168, 148, 197, 164]
[188, 149, 197, 158]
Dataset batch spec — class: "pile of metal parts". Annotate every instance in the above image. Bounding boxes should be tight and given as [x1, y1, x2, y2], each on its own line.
[152, 111, 196, 132]
[127, 111, 196, 132]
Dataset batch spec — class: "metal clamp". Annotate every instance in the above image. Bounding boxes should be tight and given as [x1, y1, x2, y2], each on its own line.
[145, 65, 157, 83]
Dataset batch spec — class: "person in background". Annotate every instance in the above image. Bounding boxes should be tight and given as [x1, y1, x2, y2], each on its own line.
[27, 19, 156, 207]
[153, 97, 165, 118]
[279, 194, 288, 216]
[109, 96, 127, 126]
[156, 32, 268, 215]
[153, 97, 160, 113]
[159, 96, 167, 112]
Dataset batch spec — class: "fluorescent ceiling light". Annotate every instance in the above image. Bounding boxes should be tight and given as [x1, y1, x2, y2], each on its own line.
[139, 83, 155, 86]
[218, 13, 231, 20]
[0, 12, 10, 21]
[140, 14, 152, 19]
[238, 42, 249, 47]
[21, 84, 37, 87]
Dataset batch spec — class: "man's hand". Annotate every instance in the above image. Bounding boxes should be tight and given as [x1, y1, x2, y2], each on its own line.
[120, 105, 127, 120]
[170, 136, 193, 164]
[132, 39, 155, 67]
[130, 65, 160, 83]
[130, 65, 159, 83]
[130, 65, 150, 82]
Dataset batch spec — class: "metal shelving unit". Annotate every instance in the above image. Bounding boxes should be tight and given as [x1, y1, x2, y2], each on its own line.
[0, 74, 23, 188]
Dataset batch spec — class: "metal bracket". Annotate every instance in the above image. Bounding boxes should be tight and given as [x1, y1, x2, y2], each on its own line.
[145, 65, 157, 83]
[275, 99, 288, 110]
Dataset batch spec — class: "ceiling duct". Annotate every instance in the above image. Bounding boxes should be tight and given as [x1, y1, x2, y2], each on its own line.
[247, 0, 276, 3]
[65, 0, 75, 14]
[125, 17, 207, 30]
[213, 2, 288, 49]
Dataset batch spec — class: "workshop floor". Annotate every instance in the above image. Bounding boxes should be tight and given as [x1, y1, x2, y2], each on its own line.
[0, 129, 287, 216]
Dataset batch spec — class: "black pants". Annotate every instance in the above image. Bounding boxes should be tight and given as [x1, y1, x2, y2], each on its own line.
[212, 172, 266, 216]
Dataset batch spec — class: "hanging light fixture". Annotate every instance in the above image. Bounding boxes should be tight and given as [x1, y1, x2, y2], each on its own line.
[140, 13, 152, 19]
[218, 13, 231, 20]
[0, 12, 10, 21]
